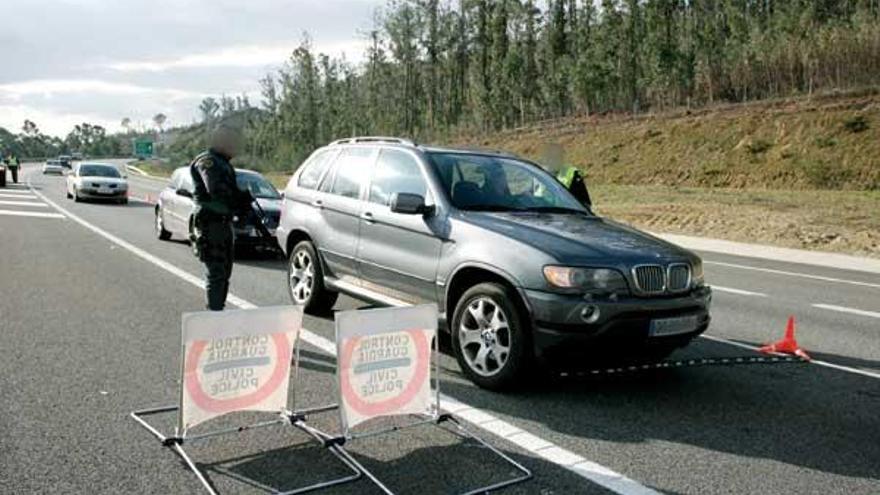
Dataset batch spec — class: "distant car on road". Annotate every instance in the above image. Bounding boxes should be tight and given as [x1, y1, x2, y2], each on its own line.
[43, 159, 65, 175]
[58, 155, 73, 169]
[66, 162, 129, 204]
[71, 152, 84, 161]
[154, 167, 282, 252]
[278, 137, 713, 390]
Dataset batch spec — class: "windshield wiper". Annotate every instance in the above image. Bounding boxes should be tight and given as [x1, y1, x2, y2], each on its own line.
[461, 204, 522, 212]
[520, 206, 590, 215]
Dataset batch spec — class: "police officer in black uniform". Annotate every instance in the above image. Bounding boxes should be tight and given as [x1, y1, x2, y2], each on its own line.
[190, 124, 252, 311]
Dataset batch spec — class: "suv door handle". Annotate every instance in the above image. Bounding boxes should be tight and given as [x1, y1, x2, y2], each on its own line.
[312, 199, 323, 208]
[361, 211, 374, 222]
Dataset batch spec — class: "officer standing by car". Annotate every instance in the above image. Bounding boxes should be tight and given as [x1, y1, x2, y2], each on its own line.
[189, 124, 252, 311]
[7, 152, 20, 184]
[540, 142, 592, 206]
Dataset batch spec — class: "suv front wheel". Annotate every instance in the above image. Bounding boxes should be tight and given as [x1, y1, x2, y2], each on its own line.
[287, 240, 338, 314]
[451, 282, 531, 391]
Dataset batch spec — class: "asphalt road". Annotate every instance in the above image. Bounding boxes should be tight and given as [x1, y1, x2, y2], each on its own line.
[1, 162, 878, 494]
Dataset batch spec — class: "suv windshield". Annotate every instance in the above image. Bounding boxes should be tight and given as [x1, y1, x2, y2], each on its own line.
[428, 152, 587, 213]
[237, 172, 281, 199]
[79, 165, 120, 178]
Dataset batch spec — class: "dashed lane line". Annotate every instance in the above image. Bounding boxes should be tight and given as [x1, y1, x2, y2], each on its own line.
[812, 303, 880, 320]
[0, 192, 39, 199]
[0, 200, 48, 207]
[0, 209, 65, 219]
[710, 286, 766, 297]
[27, 175, 660, 495]
[706, 261, 880, 290]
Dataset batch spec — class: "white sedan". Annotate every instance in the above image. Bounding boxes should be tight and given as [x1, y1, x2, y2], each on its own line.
[42, 159, 65, 175]
[66, 162, 129, 204]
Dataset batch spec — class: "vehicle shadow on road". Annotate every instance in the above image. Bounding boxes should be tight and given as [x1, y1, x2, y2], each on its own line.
[439, 337, 880, 482]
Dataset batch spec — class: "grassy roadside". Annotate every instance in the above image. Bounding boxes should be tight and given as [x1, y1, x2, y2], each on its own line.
[592, 185, 880, 258]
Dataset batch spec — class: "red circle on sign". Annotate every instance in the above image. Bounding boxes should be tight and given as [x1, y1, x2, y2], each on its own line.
[339, 329, 430, 417]
[185, 333, 291, 413]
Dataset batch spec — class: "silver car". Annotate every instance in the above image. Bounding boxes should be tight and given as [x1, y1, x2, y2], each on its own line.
[154, 167, 282, 252]
[42, 159, 65, 175]
[66, 162, 128, 204]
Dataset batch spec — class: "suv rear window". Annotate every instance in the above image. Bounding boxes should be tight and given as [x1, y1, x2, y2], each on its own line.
[325, 147, 374, 199]
[297, 150, 334, 190]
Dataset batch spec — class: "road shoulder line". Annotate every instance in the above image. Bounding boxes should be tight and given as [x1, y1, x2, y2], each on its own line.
[654, 232, 880, 275]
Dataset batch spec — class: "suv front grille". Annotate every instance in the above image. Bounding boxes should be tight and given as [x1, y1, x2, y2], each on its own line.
[633, 265, 666, 294]
[667, 264, 691, 292]
[632, 263, 692, 295]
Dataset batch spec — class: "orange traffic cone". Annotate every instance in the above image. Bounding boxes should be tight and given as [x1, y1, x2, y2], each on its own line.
[759, 316, 810, 360]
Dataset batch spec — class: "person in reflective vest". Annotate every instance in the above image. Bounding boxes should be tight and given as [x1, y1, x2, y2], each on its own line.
[7, 153, 20, 183]
[540, 143, 592, 207]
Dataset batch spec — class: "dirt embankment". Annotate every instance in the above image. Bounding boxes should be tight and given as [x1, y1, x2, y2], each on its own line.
[456, 92, 880, 257]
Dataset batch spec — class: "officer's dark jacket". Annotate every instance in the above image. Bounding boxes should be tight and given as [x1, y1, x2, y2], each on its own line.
[190, 149, 241, 218]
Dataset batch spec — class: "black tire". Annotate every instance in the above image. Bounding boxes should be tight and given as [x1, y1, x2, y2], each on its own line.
[66, 189, 72, 199]
[287, 240, 337, 314]
[451, 282, 531, 391]
[73, 188, 81, 202]
[155, 207, 172, 240]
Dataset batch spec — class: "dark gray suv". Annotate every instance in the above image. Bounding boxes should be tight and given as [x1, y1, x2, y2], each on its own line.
[278, 137, 712, 390]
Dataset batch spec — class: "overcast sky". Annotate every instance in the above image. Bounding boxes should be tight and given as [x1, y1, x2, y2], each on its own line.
[0, 0, 381, 137]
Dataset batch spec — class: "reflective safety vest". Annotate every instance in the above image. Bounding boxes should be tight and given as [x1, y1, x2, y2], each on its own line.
[556, 165, 579, 188]
[8, 156, 19, 167]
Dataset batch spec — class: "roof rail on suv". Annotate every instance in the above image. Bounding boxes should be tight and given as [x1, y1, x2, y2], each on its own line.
[329, 136, 417, 146]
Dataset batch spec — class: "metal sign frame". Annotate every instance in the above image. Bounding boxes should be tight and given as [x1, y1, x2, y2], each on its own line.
[130, 315, 362, 495]
[327, 304, 532, 494]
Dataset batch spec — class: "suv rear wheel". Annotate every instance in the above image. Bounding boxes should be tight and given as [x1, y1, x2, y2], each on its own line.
[451, 282, 530, 391]
[288, 240, 338, 314]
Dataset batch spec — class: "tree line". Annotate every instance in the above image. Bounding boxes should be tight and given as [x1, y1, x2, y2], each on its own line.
[0, 120, 125, 159]
[231, 0, 880, 169]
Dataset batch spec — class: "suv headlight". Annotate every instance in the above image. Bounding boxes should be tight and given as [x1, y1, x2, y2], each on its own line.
[543, 266, 628, 294]
[691, 259, 705, 287]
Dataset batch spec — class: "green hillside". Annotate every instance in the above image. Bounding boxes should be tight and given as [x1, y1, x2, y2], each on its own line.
[458, 91, 880, 191]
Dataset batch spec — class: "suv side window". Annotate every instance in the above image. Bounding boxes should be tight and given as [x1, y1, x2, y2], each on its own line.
[326, 147, 374, 199]
[369, 149, 428, 206]
[297, 150, 333, 190]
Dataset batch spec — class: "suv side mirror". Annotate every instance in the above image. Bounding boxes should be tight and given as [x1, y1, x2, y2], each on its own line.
[390, 193, 433, 215]
[176, 188, 193, 198]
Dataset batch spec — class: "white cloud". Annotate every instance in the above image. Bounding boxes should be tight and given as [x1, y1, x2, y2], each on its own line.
[0, 79, 195, 101]
[106, 40, 369, 72]
[0, 104, 119, 137]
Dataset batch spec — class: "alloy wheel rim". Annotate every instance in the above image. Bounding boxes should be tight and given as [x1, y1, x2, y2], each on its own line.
[458, 297, 511, 377]
[289, 249, 315, 304]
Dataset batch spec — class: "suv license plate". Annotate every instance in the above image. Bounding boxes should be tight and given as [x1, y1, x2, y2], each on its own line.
[649, 315, 699, 337]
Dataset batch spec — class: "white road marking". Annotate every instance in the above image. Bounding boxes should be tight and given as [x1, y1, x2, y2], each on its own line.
[812, 303, 880, 320]
[699, 335, 880, 381]
[0, 200, 48, 207]
[706, 260, 880, 290]
[0, 209, 65, 219]
[0, 188, 36, 198]
[657, 232, 880, 274]
[710, 285, 766, 297]
[27, 178, 659, 495]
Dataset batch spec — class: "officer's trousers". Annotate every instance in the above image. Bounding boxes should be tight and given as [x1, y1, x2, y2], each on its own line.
[199, 220, 234, 311]
[9, 167, 18, 183]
